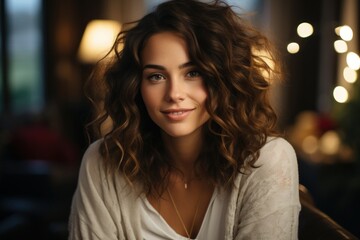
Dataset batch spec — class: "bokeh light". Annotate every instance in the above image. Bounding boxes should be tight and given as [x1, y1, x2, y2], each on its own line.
[319, 131, 341, 155]
[346, 52, 360, 70]
[334, 40, 348, 53]
[297, 22, 314, 38]
[333, 86, 348, 103]
[302, 135, 318, 154]
[343, 67, 357, 83]
[287, 42, 300, 54]
[339, 25, 353, 41]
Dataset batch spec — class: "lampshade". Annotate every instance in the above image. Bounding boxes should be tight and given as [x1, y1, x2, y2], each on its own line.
[78, 19, 121, 63]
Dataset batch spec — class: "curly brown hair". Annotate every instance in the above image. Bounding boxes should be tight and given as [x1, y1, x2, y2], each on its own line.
[87, 0, 281, 196]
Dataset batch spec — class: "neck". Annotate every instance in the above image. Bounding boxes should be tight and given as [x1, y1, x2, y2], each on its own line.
[162, 129, 204, 176]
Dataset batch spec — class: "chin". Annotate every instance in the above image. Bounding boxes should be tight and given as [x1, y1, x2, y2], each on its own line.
[162, 131, 191, 138]
[161, 126, 203, 139]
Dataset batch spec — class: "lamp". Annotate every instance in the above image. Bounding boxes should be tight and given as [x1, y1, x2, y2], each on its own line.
[78, 19, 121, 63]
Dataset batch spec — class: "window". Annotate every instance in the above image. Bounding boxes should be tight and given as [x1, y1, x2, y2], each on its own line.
[0, 0, 43, 114]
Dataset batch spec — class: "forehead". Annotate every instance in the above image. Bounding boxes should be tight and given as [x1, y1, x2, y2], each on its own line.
[141, 32, 190, 65]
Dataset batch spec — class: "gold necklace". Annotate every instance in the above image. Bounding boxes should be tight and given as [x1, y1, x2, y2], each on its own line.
[178, 175, 198, 190]
[167, 188, 201, 239]
[183, 178, 192, 189]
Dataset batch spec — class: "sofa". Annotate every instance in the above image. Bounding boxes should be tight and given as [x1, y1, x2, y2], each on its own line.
[299, 184, 359, 240]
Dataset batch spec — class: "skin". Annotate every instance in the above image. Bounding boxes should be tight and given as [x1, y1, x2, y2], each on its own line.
[141, 31, 210, 172]
[141, 32, 214, 238]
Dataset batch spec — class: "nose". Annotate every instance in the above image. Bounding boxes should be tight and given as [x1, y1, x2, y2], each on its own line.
[165, 77, 185, 102]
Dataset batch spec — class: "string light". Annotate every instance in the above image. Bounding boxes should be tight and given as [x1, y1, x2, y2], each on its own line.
[343, 67, 357, 83]
[297, 22, 314, 38]
[333, 86, 348, 103]
[334, 40, 348, 53]
[289, 21, 359, 106]
[339, 25, 353, 41]
[346, 52, 360, 70]
[287, 42, 300, 54]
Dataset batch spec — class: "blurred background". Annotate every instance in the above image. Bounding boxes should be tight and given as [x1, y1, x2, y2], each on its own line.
[0, 0, 359, 239]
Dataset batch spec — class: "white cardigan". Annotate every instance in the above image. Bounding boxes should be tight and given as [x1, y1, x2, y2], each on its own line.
[68, 137, 300, 240]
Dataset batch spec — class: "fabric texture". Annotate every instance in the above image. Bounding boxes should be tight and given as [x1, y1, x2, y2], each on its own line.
[68, 137, 301, 240]
[140, 186, 230, 240]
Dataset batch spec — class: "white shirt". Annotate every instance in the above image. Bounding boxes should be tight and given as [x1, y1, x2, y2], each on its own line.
[140, 187, 230, 240]
[68, 137, 301, 240]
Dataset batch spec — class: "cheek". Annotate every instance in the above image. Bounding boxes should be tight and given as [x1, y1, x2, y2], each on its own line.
[196, 86, 208, 105]
[141, 84, 162, 113]
[195, 89, 209, 119]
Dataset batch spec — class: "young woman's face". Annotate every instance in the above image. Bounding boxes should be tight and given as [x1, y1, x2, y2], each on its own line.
[140, 32, 210, 138]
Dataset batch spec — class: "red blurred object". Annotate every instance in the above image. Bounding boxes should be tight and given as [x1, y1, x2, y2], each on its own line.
[317, 114, 337, 135]
[9, 124, 80, 166]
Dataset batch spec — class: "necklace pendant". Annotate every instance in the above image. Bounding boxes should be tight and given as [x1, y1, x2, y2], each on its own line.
[184, 183, 188, 189]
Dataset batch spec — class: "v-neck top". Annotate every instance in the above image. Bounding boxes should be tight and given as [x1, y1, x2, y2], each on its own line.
[140, 187, 230, 240]
[69, 137, 301, 240]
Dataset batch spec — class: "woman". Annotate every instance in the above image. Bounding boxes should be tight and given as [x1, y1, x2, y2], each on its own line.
[69, 0, 300, 239]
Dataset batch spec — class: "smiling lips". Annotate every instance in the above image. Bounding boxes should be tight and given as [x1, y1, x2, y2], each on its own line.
[161, 108, 195, 121]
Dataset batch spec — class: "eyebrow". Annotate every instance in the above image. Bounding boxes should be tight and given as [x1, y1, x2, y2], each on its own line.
[142, 61, 195, 71]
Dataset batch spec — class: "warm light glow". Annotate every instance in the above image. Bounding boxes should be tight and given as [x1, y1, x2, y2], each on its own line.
[287, 42, 300, 54]
[335, 26, 341, 36]
[78, 20, 121, 63]
[252, 48, 275, 82]
[297, 22, 314, 38]
[302, 135, 318, 154]
[343, 67, 358, 83]
[346, 52, 360, 70]
[339, 25, 353, 41]
[333, 86, 348, 103]
[334, 40, 348, 53]
[319, 131, 340, 155]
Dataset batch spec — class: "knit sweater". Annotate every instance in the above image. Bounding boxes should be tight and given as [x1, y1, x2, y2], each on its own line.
[68, 137, 300, 239]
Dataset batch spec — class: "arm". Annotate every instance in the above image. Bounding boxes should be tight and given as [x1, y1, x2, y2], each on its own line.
[68, 141, 119, 240]
[234, 138, 301, 240]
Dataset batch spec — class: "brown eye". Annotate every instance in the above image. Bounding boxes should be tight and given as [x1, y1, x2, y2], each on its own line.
[186, 70, 201, 78]
[148, 73, 165, 82]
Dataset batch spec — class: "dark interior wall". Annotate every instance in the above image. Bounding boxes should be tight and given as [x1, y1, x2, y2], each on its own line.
[43, 0, 104, 103]
[240, 0, 341, 129]
[281, 0, 323, 126]
[280, 0, 342, 126]
[43, 0, 105, 153]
